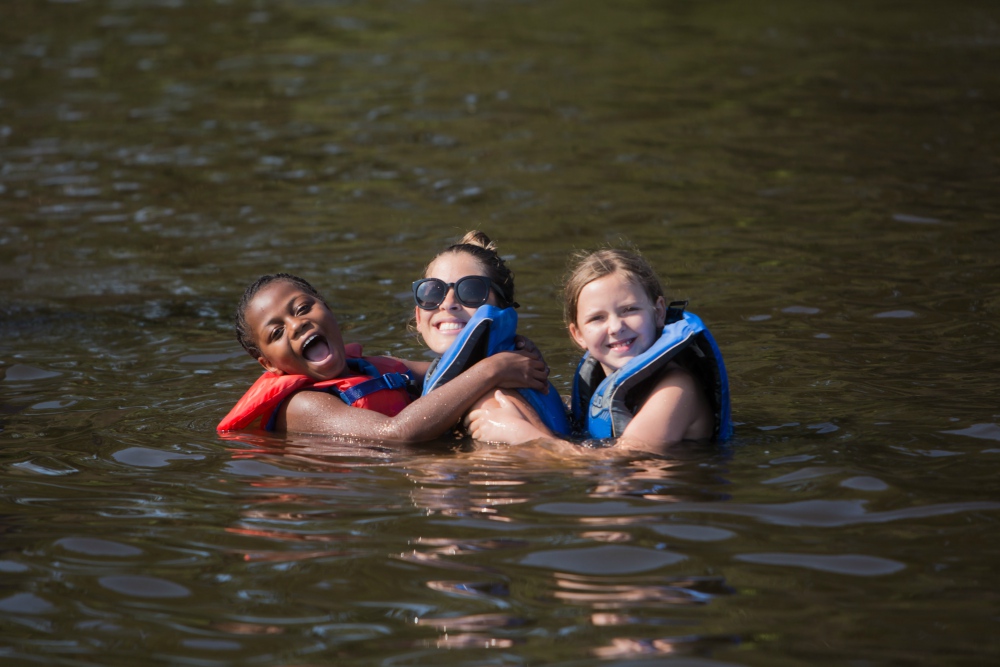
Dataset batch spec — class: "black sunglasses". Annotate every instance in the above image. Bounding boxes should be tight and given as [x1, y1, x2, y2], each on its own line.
[412, 275, 514, 310]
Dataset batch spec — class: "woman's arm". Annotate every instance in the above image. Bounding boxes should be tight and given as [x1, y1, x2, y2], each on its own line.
[278, 351, 548, 444]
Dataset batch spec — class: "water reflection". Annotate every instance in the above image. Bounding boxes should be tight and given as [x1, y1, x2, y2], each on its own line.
[550, 573, 724, 607]
[591, 634, 743, 662]
[382, 444, 745, 654]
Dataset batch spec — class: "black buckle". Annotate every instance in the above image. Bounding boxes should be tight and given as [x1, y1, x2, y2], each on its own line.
[666, 300, 688, 324]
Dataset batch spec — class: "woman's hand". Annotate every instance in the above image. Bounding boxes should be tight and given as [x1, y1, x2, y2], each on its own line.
[468, 390, 545, 444]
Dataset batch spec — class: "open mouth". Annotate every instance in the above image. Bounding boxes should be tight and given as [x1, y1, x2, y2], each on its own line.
[302, 334, 331, 362]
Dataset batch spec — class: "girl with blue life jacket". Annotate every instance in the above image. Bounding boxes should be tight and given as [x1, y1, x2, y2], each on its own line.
[217, 273, 549, 443]
[468, 247, 732, 452]
[412, 231, 571, 437]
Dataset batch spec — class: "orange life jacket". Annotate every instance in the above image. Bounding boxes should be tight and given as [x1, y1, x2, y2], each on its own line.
[217, 344, 415, 432]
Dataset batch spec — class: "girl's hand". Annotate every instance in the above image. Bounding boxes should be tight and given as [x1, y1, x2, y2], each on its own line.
[468, 390, 544, 444]
[513, 334, 540, 358]
[514, 335, 549, 374]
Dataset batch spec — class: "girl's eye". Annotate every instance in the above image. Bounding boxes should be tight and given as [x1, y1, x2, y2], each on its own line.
[269, 326, 284, 342]
[296, 302, 312, 315]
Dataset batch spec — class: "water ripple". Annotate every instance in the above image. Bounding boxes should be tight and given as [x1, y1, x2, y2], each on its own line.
[521, 545, 686, 575]
[98, 575, 190, 598]
[735, 552, 905, 576]
[536, 499, 1000, 527]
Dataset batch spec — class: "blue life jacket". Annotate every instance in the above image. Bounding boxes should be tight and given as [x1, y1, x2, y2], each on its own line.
[422, 305, 572, 436]
[571, 302, 732, 441]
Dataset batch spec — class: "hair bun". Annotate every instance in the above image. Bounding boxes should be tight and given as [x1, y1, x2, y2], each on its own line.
[458, 230, 497, 253]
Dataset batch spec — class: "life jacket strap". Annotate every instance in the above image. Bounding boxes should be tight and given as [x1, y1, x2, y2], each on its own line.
[335, 370, 413, 406]
[666, 300, 688, 324]
[265, 361, 415, 429]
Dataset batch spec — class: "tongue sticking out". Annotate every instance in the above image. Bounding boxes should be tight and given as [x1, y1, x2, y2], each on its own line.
[303, 337, 331, 362]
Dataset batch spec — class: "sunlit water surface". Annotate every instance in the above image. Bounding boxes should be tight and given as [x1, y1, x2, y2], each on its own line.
[2, 1, 999, 665]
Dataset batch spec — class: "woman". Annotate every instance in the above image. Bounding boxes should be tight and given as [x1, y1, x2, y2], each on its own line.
[413, 231, 571, 437]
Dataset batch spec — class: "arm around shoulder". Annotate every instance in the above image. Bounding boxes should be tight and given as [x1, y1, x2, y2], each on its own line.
[278, 350, 548, 444]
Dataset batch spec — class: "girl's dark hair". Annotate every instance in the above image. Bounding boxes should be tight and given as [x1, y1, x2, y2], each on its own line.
[431, 230, 518, 307]
[235, 273, 326, 360]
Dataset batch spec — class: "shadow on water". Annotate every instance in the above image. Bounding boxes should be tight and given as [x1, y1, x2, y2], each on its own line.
[2, 0, 1000, 665]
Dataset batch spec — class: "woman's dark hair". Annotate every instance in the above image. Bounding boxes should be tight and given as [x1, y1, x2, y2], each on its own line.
[431, 230, 518, 308]
[235, 273, 326, 360]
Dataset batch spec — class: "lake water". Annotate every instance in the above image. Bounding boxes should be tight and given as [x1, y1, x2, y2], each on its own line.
[2, 0, 999, 665]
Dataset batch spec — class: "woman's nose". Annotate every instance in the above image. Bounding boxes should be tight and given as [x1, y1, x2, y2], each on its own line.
[439, 287, 460, 310]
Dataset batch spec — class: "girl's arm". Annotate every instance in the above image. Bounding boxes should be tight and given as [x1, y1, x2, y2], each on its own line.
[619, 366, 712, 449]
[277, 351, 548, 444]
[392, 358, 432, 385]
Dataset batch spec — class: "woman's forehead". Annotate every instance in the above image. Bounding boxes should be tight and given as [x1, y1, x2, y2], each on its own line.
[426, 251, 486, 278]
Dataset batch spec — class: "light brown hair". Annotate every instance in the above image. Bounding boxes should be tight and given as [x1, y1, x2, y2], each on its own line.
[563, 246, 665, 327]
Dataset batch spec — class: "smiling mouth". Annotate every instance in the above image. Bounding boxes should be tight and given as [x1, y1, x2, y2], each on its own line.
[607, 337, 636, 351]
[302, 334, 332, 362]
[436, 321, 466, 333]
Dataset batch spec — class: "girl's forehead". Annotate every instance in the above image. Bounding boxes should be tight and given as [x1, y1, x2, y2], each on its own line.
[249, 281, 312, 315]
[579, 272, 648, 302]
[254, 279, 298, 304]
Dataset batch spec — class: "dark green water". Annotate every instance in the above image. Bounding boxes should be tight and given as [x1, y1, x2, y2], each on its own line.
[2, 1, 999, 665]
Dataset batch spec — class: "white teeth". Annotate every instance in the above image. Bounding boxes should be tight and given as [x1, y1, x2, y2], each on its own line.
[438, 322, 465, 332]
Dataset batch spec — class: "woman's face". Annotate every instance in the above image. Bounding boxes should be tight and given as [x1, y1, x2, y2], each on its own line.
[415, 251, 499, 355]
